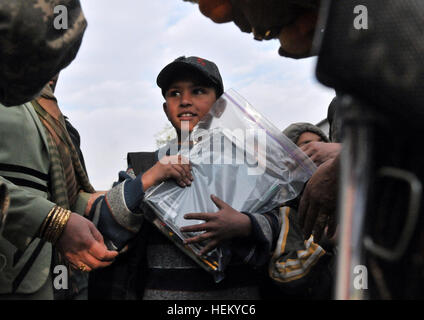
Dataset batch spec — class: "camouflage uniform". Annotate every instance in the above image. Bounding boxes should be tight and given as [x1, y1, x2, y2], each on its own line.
[0, 182, 9, 230]
[0, 0, 87, 106]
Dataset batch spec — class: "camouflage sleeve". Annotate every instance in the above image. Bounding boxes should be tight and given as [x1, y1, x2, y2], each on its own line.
[0, 181, 9, 230]
[0, 0, 87, 106]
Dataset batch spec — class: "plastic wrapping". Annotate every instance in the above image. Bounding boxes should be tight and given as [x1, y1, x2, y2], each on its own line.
[144, 89, 317, 282]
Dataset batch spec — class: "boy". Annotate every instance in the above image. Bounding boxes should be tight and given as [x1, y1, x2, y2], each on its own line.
[283, 122, 341, 167]
[260, 123, 336, 299]
[88, 56, 281, 299]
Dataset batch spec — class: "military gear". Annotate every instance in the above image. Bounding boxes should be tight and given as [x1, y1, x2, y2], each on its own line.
[0, 0, 87, 106]
[316, 0, 424, 128]
[315, 0, 424, 299]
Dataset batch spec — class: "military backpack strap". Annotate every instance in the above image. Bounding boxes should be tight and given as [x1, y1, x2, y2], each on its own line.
[127, 152, 157, 176]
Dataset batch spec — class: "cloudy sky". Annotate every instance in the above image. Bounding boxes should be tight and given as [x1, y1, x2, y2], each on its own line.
[55, 0, 335, 190]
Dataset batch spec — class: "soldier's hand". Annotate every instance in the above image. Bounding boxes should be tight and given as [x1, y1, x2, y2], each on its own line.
[56, 213, 118, 272]
[180, 195, 252, 256]
[301, 142, 341, 167]
[298, 156, 339, 243]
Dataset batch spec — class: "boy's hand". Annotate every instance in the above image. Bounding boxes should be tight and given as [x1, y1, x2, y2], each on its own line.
[180, 195, 252, 256]
[300, 142, 341, 167]
[142, 155, 193, 190]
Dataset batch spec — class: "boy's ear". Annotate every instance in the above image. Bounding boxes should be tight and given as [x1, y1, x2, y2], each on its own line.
[163, 102, 170, 120]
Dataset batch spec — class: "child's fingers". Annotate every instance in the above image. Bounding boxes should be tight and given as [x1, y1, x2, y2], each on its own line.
[165, 156, 193, 181]
[183, 231, 212, 245]
[169, 166, 191, 186]
[179, 155, 190, 165]
[168, 168, 186, 187]
[210, 194, 228, 210]
[175, 155, 192, 173]
[199, 240, 219, 256]
[173, 163, 191, 182]
[179, 163, 193, 181]
[180, 222, 209, 233]
[184, 212, 213, 221]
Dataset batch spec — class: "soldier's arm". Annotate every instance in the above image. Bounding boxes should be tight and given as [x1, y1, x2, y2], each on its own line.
[0, 176, 118, 271]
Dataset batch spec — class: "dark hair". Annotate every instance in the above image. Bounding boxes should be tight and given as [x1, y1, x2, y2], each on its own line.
[157, 56, 224, 99]
[162, 70, 219, 98]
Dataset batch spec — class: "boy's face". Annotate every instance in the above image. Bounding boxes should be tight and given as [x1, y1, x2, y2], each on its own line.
[163, 80, 217, 133]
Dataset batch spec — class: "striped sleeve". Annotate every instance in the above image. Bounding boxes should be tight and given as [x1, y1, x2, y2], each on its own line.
[89, 169, 144, 251]
[269, 206, 326, 286]
[231, 207, 281, 268]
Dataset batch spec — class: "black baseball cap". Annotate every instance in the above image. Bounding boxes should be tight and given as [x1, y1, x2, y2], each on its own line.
[156, 56, 224, 98]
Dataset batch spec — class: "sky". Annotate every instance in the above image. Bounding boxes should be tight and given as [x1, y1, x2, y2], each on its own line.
[55, 0, 335, 190]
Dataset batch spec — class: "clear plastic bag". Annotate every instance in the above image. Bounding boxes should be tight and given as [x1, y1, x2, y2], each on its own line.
[144, 89, 316, 282]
